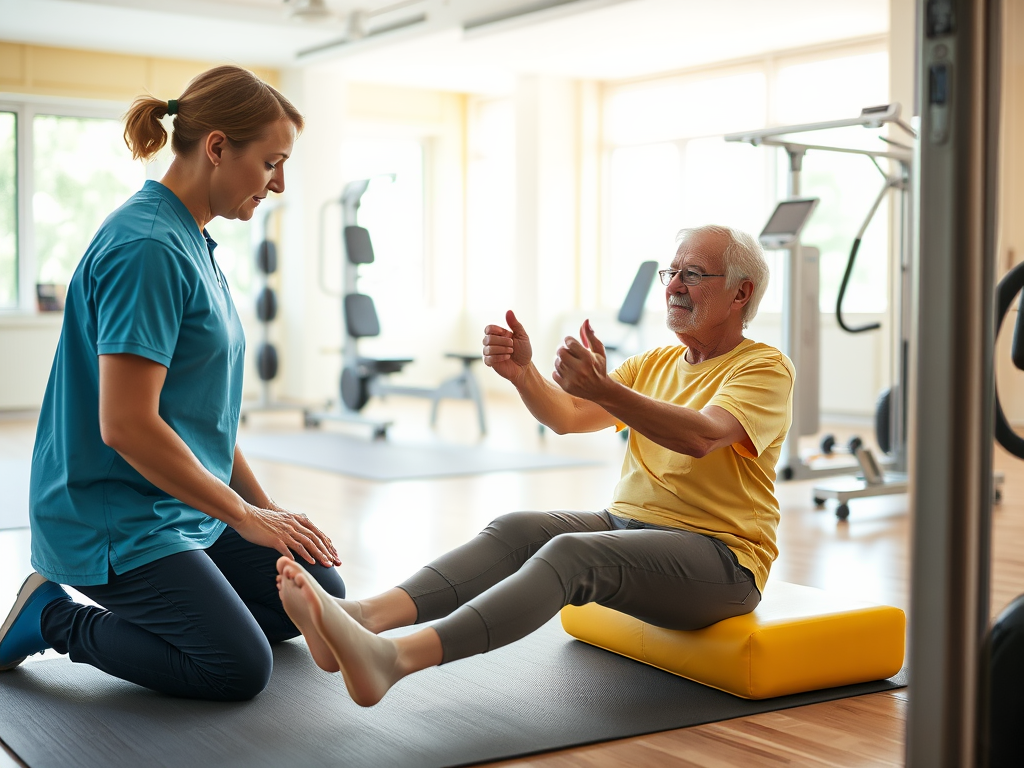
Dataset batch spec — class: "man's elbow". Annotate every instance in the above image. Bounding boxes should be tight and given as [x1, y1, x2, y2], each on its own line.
[685, 435, 718, 459]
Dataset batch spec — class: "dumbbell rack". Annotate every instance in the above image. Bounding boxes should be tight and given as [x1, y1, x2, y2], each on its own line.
[240, 205, 298, 423]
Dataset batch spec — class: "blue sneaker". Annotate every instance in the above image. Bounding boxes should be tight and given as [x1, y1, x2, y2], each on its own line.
[0, 573, 69, 671]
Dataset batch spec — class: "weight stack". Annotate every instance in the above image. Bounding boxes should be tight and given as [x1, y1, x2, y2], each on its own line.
[255, 239, 279, 386]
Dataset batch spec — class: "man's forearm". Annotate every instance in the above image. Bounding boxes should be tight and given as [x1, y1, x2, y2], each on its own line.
[514, 363, 615, 434]
[229, 446, 275, 509]
[588, 383, 739, 458]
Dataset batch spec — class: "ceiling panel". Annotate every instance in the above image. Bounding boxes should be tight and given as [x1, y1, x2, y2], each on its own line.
[1, 0, 888, 90]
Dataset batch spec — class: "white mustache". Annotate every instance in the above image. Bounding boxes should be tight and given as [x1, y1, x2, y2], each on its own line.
[669, 294, 693, 310]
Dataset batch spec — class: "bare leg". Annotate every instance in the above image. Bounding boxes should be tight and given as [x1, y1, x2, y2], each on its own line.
[279, 562, 441, 706]
[351, 589, 418, 633]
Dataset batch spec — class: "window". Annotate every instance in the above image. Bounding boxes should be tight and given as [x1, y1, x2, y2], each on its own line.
[32, 115, 145, 288]
[602, 46, 889, 316]
[775, 51, 890, 312]
[465, 98, 515, 313]
[605, 143, 681, 310]
[1, 103, 152, 312]
[0, 112, 15, 309]
[604, 72, 766, 146]
[795, 150, 890, 313]
[775, 52, 889, 125]
[602, 71, 769, 311]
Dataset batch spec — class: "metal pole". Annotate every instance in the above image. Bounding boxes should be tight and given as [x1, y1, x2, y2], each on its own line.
[778, 148, 805, 477]
[905, 0, 1000, 764]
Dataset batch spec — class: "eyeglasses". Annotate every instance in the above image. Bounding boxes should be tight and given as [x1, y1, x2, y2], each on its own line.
[658, 268, 726, 287]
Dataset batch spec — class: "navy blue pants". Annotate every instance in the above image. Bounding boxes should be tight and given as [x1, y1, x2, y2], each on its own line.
[39, 526, 345, 701]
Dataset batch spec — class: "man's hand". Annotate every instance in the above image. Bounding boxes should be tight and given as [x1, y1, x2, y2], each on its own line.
[553, 319, 610, 400]
[233, 503, 341, 568]
[483, 309, 533, 385]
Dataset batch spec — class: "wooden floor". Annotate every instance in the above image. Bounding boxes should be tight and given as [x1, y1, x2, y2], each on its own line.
[0, 394, 1021, 768]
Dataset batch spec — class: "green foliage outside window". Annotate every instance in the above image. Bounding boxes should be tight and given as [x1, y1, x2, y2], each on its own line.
[33, 115, 144, 286]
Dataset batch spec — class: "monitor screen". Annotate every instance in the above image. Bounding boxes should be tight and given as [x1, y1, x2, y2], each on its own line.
[761, 199, 819, 238]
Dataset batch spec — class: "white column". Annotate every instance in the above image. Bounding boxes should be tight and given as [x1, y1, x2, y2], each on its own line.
[512, 75, 582, 355]
[277, 65, 349, 405]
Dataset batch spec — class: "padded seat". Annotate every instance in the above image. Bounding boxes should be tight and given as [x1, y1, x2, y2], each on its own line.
[560, 581, 905, 699]
[356, 356, 413, 375]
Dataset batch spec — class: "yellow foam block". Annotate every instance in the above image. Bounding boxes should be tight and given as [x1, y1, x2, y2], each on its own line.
[560, 581, 905, 699]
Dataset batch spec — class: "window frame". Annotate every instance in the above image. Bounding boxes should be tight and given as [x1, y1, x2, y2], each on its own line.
[0, 94, 148, 314]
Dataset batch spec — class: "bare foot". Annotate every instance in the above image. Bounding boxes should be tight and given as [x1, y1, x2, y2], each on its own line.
[276, 557, 371, 630]
[286, 569, 404, 707]
[278, 564, 341, 673]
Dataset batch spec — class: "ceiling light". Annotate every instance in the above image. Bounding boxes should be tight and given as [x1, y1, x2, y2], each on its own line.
[286, 0, 334, 22]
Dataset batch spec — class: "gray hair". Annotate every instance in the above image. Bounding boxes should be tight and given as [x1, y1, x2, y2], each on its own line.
[676, 224, 770, 328]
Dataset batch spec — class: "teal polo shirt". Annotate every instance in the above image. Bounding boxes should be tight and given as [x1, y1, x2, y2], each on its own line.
[30, 180, 245, 586]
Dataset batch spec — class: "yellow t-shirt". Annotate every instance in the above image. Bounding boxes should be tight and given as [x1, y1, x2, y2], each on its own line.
[607, 339, 794, 593]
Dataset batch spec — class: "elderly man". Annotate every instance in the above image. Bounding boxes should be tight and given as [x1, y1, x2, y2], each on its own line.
[275, 224, 795, 707]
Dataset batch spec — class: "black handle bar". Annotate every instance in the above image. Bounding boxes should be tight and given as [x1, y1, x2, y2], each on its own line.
[996, 260, 1024, 460]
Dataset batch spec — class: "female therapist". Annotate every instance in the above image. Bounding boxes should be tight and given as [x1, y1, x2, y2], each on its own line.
[0, 65, 344, 701]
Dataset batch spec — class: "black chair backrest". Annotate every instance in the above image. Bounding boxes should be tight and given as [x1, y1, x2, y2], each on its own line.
[344, 293, 380, 338]
[1014, 287, 1024, 371]
[344, 226, 375, 265]
[617, 261, 659, 326]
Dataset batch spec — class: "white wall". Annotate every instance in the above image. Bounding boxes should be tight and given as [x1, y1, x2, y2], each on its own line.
[0, 315, 60, 410]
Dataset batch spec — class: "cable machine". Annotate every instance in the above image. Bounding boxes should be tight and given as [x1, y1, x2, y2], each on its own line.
[727, 104, 919, 517]
[304, 178, 487, 439]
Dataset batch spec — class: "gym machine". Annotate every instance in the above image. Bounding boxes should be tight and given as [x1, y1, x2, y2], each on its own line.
[304, 178, 486, 439]
[985, 255, 1024, 768]
[604, 260, 659, 363]
[241, 204, 295, 422]
[727, 104, 922, 517]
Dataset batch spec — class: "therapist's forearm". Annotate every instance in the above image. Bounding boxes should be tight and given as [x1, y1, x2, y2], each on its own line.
[103, 414, 248, 526]
[229, 446, 275, 509]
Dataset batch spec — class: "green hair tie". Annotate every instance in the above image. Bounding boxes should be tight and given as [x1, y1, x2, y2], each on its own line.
[166, 99, 179, 116]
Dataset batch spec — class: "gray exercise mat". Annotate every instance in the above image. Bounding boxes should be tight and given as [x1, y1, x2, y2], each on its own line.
[0, 460, 30, 530]
[0, 618, 905, 768]
[240, 431, 600, 481]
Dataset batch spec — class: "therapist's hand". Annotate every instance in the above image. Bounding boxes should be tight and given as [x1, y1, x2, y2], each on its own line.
[234, 503, 341, 567]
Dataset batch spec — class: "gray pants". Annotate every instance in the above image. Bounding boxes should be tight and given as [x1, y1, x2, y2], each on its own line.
[398, 510, 760, 664]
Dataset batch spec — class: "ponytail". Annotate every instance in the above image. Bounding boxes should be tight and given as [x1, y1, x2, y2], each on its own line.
[123, 96, 172, 161]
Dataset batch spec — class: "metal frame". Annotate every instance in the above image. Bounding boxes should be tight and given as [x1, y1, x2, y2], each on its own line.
[726, 104, 914, 491]
[905, 0, 1001, 764]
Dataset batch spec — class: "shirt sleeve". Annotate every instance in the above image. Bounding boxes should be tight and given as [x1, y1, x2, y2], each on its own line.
[609, 350, 650, 388]
[709, 354, 794, 459]
[92, 240, 192, 367]
[608, 351, 653, 431]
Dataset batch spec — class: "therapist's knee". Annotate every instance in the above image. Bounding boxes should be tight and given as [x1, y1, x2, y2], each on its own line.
[212, 635, 274, 702]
